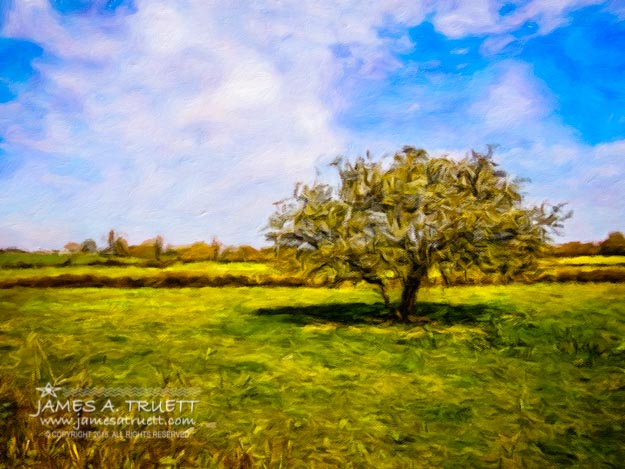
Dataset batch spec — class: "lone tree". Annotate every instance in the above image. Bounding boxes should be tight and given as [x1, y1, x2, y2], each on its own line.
[267, 146, 569, 321]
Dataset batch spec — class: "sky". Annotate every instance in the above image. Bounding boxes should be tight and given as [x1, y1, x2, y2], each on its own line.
[0, 0, 624, 250]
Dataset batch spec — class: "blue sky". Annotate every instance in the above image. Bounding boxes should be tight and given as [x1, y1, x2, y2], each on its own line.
[0, 0, 624, 249]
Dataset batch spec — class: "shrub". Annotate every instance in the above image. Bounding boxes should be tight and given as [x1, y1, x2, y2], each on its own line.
[176, 241, 221, 262]
[599, 232, 625, 256]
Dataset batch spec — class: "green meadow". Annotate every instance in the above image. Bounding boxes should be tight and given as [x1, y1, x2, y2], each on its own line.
[1, 280, 625, 467]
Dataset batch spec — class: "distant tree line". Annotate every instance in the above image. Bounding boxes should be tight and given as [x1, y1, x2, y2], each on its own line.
[26, 230, 625, 264]
[552, 232, 625, 257]
[62, 230, 274, 263]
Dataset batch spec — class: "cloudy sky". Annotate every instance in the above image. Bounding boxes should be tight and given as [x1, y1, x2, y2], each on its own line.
[0, 0, 624, 249]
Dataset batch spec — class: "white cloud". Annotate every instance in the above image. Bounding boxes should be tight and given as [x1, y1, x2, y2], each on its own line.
[484, 138, 625, 243]
[480, 34, 516, 56]
[430, 0, 604, 38]
[431, 1, 500, 38]
[470, 61, 552, 132]
[511, 0, 604, 35]
[562, 140, 625, 241]
[0, 0, 429, 248]
[606, 0, 625, 19]
[0, 0, 619, 249]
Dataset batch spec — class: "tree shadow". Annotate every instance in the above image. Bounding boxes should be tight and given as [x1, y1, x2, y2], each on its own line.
[255, 301, 509, 326]
[256, 302, 392, 325]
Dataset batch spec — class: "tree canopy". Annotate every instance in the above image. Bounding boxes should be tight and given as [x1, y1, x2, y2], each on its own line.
[267, 146, 570, 321]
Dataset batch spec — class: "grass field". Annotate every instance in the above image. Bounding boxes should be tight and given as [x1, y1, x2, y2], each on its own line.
[0, 260, 275, 282]
[1, 282, 625, 467]
[2, 254, 625, 288]
[548, 256, 625, 266]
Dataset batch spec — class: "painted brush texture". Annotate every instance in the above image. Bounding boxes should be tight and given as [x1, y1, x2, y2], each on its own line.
[1, 2, 625, 468]
[0, 1, 623, 249]
[2, 284, 625, 466]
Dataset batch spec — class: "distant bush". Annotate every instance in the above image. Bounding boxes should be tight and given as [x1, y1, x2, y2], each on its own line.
[219, 245, 267, 262]
[0, 248, 26, 253]
[599, 232, 625, 256]
[98, 229, 132, 257]
[63, 242, 81, 253]
[552, 241, 600, 257]
[552, 232, 625, 257]
[537, 268, 625, 283]
[175, 241, 221, 262]
[128, 237, 163, 260]
[113, 237, 130, 257]
[80, 239, 98, 253]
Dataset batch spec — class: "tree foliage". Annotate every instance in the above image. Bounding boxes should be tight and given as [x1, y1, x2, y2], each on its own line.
[599, 231, 625, 256]
[128, 236, 164, 260]
[175, 239, 222, 262]
[80, 239, 97, 254]
[267, 146, 570, 321]
[102, 229, 130, 257]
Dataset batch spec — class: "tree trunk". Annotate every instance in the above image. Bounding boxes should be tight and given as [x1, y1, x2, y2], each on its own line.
[398, 273, 422, 322]
[370, 279, 390, 308]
